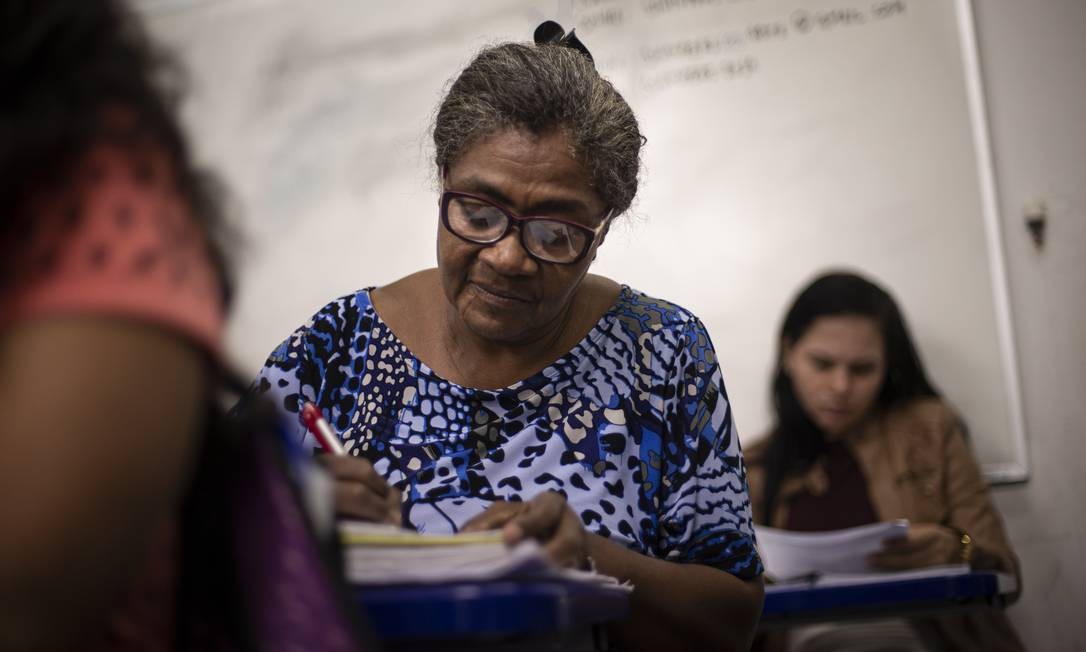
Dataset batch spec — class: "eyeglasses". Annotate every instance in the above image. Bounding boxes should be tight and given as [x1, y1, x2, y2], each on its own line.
[440, 190, 611, 265]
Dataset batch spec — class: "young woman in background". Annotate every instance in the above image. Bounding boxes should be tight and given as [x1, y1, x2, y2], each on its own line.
[746, 271, 1023, 652]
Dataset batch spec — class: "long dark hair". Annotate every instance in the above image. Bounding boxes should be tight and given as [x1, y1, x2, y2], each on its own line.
[0, 0, 232, 299]
[760, 271, 940, 524]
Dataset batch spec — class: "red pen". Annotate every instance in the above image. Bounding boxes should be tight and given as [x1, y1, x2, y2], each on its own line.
[300, 401, 346, 456]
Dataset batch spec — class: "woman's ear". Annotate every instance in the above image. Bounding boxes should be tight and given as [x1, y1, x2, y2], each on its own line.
[591, 211, 615, 262]
[779, 337, 795, 376]
[599, 216, 613, 246]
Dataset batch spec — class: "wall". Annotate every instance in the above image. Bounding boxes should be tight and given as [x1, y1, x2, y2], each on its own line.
[973, 0, 1086, 649]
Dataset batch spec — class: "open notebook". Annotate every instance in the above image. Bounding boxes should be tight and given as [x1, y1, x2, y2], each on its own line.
[339, 521, 631, 593]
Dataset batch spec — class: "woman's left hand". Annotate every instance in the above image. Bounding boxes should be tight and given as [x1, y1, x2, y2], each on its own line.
[461, 491, 588, 569]
[868, 522, 962, 570]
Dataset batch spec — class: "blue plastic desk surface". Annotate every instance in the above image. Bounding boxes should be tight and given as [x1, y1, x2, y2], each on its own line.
[356, 581, 629, 640]
[762, 571, 1006, 625]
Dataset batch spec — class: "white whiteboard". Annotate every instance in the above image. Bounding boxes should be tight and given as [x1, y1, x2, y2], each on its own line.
[144, 0, 1027, 482]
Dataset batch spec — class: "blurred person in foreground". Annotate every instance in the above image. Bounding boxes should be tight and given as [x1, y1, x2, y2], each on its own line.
[746, 271, 1024, 652]
[249, 23, 764, 652]
[0, 1, 232, 649]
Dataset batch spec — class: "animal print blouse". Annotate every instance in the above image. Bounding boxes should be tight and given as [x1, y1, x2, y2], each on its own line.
[252, 286, 762, 580]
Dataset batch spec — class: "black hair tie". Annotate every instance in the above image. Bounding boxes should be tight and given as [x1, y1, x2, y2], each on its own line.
[533, 20, 594, 65]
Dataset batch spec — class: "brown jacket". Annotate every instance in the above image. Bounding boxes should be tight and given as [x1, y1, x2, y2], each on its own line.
[745, 398, 1025, 652]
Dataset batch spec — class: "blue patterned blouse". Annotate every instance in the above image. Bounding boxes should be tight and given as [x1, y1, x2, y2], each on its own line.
[252, 285, 762, 580]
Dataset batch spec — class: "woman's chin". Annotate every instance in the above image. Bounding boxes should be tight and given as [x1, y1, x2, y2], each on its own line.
[814, 414, 858, 440]
[457, 308, 530, 344]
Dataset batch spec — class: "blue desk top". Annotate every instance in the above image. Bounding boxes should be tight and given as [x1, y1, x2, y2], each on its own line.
[357, 571, 1009, 641]
[356, 580, 630, 641]
[762, 571, 1009, 625]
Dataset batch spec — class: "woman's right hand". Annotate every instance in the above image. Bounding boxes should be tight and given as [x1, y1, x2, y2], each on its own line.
[868, 522, 961, 570]
[317, 455, 402, 526]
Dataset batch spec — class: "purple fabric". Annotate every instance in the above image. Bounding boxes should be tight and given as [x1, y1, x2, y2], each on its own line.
[233, 435, 365, 652]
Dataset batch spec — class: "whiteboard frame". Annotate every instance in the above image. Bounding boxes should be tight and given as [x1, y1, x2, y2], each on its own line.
[956, 0, 1028, 483]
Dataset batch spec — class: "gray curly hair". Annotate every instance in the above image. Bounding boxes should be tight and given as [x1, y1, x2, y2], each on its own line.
[433, 41, 643, 216]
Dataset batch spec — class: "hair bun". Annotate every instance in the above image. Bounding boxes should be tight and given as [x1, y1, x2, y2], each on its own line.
[533, 20, 594, 65]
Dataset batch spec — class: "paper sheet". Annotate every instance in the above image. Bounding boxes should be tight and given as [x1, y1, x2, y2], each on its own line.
[756, 520, 910, 581]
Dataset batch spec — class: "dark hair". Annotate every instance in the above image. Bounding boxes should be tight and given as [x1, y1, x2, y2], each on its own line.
[760, 271, 940, 523]
[0, 0, 232, 301]
[433, 41, 643, 215]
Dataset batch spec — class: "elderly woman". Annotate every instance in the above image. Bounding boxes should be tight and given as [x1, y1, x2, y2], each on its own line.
[252, 28, 763, 650]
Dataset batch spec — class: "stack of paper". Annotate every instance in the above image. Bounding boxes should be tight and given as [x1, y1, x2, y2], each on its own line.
[339, 521, 630, 592]
[756, 520, 913, 581]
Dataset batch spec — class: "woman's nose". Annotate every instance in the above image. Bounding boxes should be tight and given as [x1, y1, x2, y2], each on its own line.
[829, 367, 851, 394]
[478, 228, 538, 275]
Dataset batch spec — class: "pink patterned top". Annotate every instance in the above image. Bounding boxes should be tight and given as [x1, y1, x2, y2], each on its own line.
[1, 144, 223, 353]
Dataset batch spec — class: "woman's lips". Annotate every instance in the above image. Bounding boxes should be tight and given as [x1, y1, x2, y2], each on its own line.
[818, 406, 851, 419]
[470, 281, 529, 306]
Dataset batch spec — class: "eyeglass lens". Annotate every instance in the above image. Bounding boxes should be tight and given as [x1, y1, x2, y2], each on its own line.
[445, 195, 590, 263]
